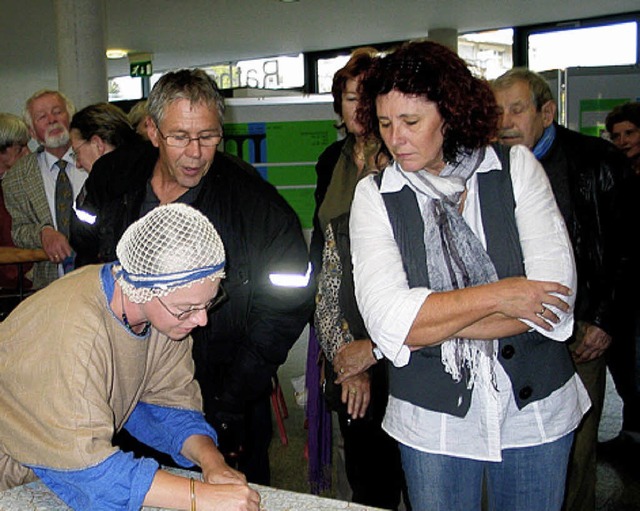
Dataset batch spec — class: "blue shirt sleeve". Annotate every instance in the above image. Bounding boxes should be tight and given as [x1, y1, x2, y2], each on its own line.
[30, 450, 158, 511]
[124, 401, 218, 467]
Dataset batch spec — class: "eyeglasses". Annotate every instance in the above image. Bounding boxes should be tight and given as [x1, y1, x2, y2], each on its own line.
[155, 123, 223, 148]
[72, 139, 89, 154]
[156, 284, 228, 321]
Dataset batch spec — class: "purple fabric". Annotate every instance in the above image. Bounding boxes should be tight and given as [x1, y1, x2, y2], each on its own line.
[306, 325, 333, 494]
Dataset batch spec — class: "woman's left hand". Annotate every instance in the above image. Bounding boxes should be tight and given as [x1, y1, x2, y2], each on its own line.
[202, 461, 247, 486]
[340, 371, 371, 419]
[333, 339, 376, 384]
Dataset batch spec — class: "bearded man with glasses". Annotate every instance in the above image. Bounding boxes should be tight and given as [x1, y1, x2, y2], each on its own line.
[70, 68, 314, 486]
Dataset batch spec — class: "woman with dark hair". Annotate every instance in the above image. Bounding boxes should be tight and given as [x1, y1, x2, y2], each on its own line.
[604, 102, 640, 451]
[606, 101, 640, 175]
[69, 103, 143, 268]
[310, 46, 382, 271]
[350, 40, 589, 510]
[308, 47, 407, 509]
[70, 102, 141, 172]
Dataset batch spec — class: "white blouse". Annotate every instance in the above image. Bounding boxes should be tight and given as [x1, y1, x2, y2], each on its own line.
[349, 144, 590, 461]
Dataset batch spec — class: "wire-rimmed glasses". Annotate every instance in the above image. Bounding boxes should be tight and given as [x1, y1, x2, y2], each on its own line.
[154, 123, 223, 148]
[157, 284, 228, 321]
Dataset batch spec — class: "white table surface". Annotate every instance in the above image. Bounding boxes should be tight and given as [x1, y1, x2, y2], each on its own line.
[0, 468, 388, 511]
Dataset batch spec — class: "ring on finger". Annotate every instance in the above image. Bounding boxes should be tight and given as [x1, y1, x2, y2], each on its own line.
[539, 305, 546, 315]
[340, 367, 345, 374]
[349, 389, 357, 395]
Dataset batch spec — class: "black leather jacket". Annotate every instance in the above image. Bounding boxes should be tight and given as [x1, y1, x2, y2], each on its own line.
[71, 142, 315, 418]
[540, 124, 629, 336]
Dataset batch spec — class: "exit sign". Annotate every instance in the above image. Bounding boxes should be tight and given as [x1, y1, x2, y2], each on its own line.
[130, 61, 152, 77]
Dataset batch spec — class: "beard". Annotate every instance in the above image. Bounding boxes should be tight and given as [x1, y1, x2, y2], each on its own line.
[43, 124, 70, 149]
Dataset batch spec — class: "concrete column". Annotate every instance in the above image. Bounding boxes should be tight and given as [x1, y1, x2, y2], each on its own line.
[428, 28, 459, 53]
[54, 0, 108, 110]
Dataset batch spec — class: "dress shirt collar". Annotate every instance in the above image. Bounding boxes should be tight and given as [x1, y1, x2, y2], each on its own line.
[42, 146, 75, 173]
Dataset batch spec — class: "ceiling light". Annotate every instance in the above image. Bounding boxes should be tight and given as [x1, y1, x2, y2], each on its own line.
[106, 49, 128, 59]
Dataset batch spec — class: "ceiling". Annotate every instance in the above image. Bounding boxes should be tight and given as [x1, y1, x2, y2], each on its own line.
[0, 0, 638, 113]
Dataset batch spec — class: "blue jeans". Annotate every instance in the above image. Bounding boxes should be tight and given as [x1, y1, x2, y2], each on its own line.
[400, 433, 574, 511]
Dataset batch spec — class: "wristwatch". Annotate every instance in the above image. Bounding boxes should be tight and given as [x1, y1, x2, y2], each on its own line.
[372, 343, 384, 361]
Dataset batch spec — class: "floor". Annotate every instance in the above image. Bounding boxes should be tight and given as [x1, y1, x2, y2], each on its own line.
[271, 326, 640, 510]
[595, 372, 640, 511]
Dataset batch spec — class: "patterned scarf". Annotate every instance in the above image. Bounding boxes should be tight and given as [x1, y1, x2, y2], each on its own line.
[398, 147, 498, 389]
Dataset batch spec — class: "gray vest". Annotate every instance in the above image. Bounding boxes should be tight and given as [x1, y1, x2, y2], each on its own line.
[377, 147, 575, 417]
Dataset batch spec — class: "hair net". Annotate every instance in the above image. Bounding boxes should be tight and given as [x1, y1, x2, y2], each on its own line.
[115, 203, 225, 303]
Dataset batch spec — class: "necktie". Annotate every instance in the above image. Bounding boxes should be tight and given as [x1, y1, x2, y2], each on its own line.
[55, 160, 72, 238]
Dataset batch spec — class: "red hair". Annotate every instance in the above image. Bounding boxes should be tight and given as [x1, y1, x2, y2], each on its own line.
[357, 40, 498, 164]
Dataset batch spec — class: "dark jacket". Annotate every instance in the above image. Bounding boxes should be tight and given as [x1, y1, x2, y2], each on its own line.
[309, 137, 346, 277]
[70, 141, 315, 418]
[539, 124, 628, 336]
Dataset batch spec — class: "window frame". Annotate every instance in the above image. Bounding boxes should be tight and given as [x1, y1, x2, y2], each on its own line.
[108, 12, 640, 102]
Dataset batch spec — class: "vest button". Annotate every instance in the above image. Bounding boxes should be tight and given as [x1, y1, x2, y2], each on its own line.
[519, 386, 533, 400]
[501, 344, 515, 359]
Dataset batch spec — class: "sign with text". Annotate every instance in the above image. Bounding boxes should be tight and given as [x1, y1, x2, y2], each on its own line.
[130, 61, 153, 78]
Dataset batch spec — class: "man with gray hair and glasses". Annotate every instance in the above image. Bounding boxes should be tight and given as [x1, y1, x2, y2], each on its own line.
[71, 68, 314, 485]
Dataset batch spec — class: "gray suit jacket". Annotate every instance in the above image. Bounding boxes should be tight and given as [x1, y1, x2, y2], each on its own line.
[2, 153, 58, 288]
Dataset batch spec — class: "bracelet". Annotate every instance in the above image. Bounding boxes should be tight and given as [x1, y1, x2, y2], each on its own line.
[189, 477, 197, 511]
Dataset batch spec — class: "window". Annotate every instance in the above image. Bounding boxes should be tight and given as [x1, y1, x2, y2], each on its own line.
[528, 21, 638, 71]
[108, 54, 304, 102]
[458, 29, 513, 79]
[314, 31, 515, 90]
[108, 76, 144, 101]
[316, 55, 350, 94]
[203, 54, 304, 90]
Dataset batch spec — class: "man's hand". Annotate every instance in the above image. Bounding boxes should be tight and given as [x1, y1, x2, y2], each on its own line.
[573, 323, 612, 364]
[40, 226, 72, 263]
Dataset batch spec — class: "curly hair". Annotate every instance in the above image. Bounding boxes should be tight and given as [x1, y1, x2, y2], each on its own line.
[356, 40, 499, 164]
[331, 46, 379, 119]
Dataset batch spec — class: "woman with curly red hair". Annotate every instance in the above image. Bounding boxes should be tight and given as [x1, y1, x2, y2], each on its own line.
[349, 40, 589, 510]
